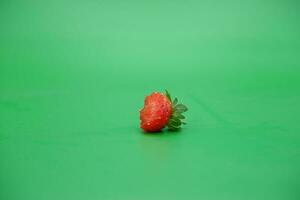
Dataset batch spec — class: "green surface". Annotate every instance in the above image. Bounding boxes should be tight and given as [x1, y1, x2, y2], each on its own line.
[1, 0, 300, 199]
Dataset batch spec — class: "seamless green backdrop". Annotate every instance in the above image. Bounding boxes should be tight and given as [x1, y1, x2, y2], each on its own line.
[1, 0, 300, 200]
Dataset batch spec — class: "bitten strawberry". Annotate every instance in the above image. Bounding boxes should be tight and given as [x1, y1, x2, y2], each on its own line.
[140, 90, 188, 132]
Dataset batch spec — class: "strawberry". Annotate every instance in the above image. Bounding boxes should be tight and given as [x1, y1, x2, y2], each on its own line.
[140, 90, 188, 132]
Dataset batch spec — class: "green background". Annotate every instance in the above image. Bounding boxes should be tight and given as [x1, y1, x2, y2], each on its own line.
[1, 0, 300, 199]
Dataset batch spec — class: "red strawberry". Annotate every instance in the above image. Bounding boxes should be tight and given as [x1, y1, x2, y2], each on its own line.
[140, 90, 188, 132]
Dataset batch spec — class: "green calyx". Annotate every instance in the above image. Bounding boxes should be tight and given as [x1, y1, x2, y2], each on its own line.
[165, 90, 188, 131]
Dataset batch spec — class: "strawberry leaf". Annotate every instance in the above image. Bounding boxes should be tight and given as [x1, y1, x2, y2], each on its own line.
[173, 97, 178, 106]
[173, 112, 185, 119]
[168, 118, 181, 127]
[165, 90, 172, 101]
[174, 104, 188, 113]
[168, 126, 180, 131]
